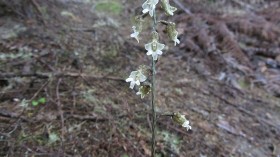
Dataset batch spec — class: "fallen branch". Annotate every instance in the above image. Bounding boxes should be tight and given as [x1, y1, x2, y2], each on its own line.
[0, 109, 30, 122]
[173, 0, 192, 15]
[30, 0, 46, 25]
[0, 72, 124, 82]
[56, 78, 65, 156]
[65, 109, 148, 122]
[231, 0, 256, 11]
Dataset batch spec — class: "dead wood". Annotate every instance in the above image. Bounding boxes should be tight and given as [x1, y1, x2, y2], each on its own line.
[0, 109, 30, 123]
[0, 72, 124, 82]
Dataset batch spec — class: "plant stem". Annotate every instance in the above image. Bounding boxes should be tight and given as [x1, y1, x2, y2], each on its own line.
[151, 9, 157, 157]
[151, 59, 156, 157]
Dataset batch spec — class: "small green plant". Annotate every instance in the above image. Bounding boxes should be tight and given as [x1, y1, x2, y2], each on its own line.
[94, 1, 123, 15]
[161, 131, 182, 154]
[48, 132, 60, 144]
[125, 0, 192, 156]
[31, 97, 46, 106]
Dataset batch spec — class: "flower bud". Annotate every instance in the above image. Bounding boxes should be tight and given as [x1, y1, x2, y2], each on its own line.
[136, 84, 152, 99]
[138, 65, 152, 76]
[152, 31, 159, 41]
[134, 16, 143, 32]
[161, 0, 177, 16]
[151, 31, 160, 51]
[130, 16, 144, 43]
[172, 112, 192, 130]
[166, 22, 180, 46]
[142, 0, 159, 17]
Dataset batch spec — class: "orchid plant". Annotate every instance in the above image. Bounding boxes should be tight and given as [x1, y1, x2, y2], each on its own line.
[126, 0, 191, 156]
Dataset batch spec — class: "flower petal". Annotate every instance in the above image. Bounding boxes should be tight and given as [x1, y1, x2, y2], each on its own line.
[146, 50, 153, 55]
[157, 42, 165, 50]
[129, 71, 137, 78]
[132, 26, 136, 31]
[152, 52, 158, 60]
[156, 50, 163, 55]
[139, 73, 147, 82]
[130, 32, 139, 38]
[174, 39, 180, 46]
[142, 1, 149, 13]
[149, 9, 154, 17]
[131, 33, 139, 43]
[145, 43, 152, 51]
[135, 80, 140, 86]
[142, 0, 159, 17]
[129, 81, 135, 89]
[142, 8, 149, 14]
[126, 78, 133, 82]
[182, 121, 191, 130]
[153, 0, 159, 4]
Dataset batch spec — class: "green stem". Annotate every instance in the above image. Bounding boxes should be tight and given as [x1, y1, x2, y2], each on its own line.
[151, 9, 157, 157]
[151, 59, 156, 157]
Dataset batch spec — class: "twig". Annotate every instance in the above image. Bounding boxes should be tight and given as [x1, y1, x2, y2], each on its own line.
[0, 72, 124, 82]
[231, 0, 256, 11]
[173, 0, 192, 15]
[68, 114, 108, 122]
[56, 78, 65, 156]
[0, 110, 30, 123]
[69, 27, 95, 32]
[8, 79, 50, 128]
[158, 20, 169, 25]
[30, 79, 50, 100]
[30, 0, 46, 25]
[65, 112, 136, 122]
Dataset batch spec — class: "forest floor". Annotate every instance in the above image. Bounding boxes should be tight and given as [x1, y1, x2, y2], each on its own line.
[0, 0, 280, 156]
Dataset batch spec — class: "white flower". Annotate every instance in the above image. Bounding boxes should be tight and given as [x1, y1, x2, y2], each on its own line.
[126, 70, 147, 89]
[142, 0, 159, 17]
[145, 40, 165, 60]
[136, 91, 142, 98]
[182, 120, 192, 130]
[173, 33, 180, 46]
[130, 26, 140, 43]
